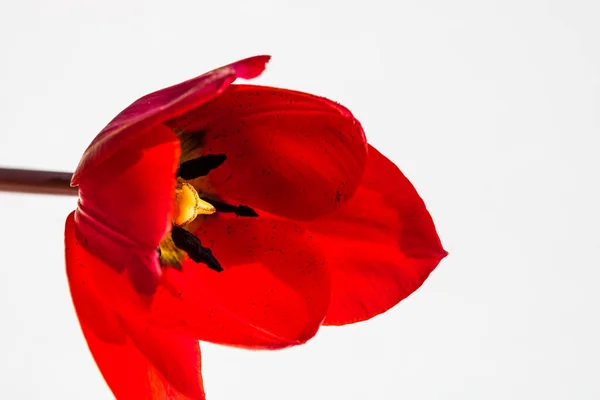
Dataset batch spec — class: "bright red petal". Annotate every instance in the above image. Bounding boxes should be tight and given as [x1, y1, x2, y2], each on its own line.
[66, 212, 205, 400]
[75, 124, 180, 294]
[150, 213, 331, 349]
[168, 85, 368, 221]
[306, 146, 447, 325]
[72, 55, 270, 185]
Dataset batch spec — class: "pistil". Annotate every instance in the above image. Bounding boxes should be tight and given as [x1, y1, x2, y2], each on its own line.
[172, 181, 215, 226]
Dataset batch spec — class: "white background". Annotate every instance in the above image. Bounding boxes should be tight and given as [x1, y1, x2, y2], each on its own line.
[1, 0, 599, 399]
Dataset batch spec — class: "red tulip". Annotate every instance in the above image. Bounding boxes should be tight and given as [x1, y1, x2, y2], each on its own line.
[64, 55, 447, 399]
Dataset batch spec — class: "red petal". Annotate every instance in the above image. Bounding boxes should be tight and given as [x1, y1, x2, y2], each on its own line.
[306, 146, 447, 325]
[65, 212, 205, 400]
[72, 56, 270, 185]
[150, 213, 331, 349]
[168, 85, 368, 221]
[75, 124, 179, 294]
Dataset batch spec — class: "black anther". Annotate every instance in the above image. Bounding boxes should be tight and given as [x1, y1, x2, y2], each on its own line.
[177, 154, 227, 180]
[201, 198, 259, 217]
[170, 225, 223, 272]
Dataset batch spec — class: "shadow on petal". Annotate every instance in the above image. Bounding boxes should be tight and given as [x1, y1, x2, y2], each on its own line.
[151, 213, 331, 349]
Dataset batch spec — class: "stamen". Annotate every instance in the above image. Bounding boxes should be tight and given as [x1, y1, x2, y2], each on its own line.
[202, 198, 259, 217]
[170, 225, 223, 272]
[177, 154, 227, 180]
[158, 234, 186, 269]
[173, 182, 215, 226]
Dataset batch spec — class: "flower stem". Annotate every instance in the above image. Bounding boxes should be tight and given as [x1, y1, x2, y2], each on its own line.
[0, 167, 78, 196]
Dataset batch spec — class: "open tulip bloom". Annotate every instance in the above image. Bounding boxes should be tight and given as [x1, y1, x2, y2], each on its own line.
[1, 55, 447, 399]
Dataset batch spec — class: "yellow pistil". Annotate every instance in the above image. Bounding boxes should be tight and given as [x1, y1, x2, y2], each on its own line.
[172, 180, 215, 226]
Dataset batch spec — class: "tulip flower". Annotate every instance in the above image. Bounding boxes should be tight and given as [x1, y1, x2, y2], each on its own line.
[2, 55, 447, 399]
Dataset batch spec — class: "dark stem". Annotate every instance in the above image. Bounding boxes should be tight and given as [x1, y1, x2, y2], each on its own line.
[0, 167, 78, 196]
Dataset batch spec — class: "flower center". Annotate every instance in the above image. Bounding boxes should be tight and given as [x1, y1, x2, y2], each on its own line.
[157, 149, 258, 272]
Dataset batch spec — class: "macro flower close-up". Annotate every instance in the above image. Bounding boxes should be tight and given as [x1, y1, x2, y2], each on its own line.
[3, 1, 599, 398]
[62, 55, 446, 398]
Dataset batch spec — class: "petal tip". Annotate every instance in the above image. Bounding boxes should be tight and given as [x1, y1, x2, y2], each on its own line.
[233, 55, 272, 80]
